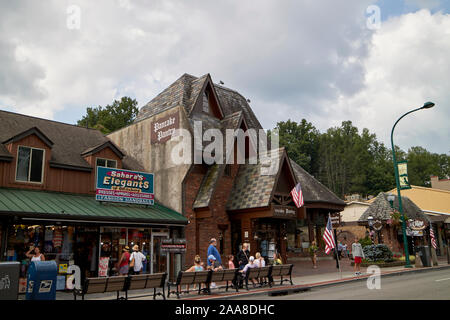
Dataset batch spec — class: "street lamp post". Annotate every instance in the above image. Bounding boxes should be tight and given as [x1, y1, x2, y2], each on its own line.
[367, 216, 374, 244]
[390, 101, 435, 268]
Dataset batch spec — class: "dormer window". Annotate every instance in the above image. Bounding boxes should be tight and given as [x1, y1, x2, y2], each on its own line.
[202, 91, 209, 113]
[96, 158, 117, 168]
[16, 146, 45, 183]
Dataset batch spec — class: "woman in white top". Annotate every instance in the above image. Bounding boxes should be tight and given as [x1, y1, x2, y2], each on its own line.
[254, 252, 265, 267]
[254, 252, 266, 285]
[26, 246, 45, 262]
[129, 245, 146, 275]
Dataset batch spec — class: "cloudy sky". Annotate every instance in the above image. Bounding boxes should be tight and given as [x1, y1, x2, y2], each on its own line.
[0, 0, 449, 154]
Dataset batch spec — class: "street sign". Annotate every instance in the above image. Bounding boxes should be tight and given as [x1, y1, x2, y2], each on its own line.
[161, 239, 186, 253]
[330, 213, 341, 227]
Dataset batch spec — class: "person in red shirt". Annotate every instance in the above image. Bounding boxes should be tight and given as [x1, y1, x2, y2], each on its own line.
[117, 246, 131, 275]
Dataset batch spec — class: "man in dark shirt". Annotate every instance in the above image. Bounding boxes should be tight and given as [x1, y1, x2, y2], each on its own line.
[236, 243, 250, 270]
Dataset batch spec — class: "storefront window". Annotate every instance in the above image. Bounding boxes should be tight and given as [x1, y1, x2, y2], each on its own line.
[286, 220, 310, 253]
[4, 224, 177, 291]
[128, 228, 151, 273]
[6, 224, 79, 292]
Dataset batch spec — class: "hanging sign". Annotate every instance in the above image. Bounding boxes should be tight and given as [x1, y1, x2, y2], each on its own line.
[407, 219, 426, 231]
[96, 167, 154, 205]
[272, 205, 297, 219]
[160, 239, 186, 253]
[397, 161, 411, 190]
[373, 220, 383, 231]
[330, 213, 342, 228]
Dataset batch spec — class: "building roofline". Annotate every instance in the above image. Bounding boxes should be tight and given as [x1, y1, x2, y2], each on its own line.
[0, 109, 104, 133]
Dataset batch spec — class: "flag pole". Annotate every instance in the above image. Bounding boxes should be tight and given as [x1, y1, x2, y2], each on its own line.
[331, 212, 342, 279]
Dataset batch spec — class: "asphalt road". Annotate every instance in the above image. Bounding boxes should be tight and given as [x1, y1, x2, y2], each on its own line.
[234, 269, 450, 300]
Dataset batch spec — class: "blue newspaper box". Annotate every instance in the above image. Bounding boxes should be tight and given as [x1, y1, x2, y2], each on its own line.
[26, 261, 57, 300]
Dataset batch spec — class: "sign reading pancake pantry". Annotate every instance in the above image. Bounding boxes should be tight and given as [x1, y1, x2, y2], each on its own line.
[96, 167, 154, 205]
[151, 111, 179, 144]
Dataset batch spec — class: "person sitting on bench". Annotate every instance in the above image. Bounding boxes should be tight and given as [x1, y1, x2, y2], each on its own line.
[240, 256, 258, 287]
[206, 255, 223, 288]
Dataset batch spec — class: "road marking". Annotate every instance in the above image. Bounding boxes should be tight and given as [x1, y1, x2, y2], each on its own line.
[435, 278, 450, 282]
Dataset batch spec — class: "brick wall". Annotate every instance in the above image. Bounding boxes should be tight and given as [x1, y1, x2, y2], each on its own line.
[183, 163, 240, 268]
[183, 166, 204, 267]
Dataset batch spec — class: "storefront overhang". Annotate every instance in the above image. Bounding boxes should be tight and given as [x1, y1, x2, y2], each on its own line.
[0, 188, 188, 226]
[424, 211, 450, 223]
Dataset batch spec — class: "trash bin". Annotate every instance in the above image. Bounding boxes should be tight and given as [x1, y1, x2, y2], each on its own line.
[416, 246, 432, 267]
[26, 261, 57, 300]
[0, 262, 20, 300]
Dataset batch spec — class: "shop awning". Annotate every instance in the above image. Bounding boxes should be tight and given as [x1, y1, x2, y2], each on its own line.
[0, 188, 187, 226]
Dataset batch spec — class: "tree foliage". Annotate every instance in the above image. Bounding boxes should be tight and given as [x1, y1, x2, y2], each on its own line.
[274, 119, 448, 198]
[77, 96, 139, 134]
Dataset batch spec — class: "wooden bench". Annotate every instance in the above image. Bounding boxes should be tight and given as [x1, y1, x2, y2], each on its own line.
[167, 270, 211, 299]
[243, 266, 272, 290]
[269, 264, 294, 286]
[124, 273, 167, 300]
[73, 276, 127, 300]
[207, 269, 239, 293]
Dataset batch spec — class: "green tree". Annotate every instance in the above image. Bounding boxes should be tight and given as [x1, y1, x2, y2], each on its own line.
[273, 119, 320, 175]
[406, 146, 445, 186]
[77, 96, 139, 134]
[272, 119, 448, 198]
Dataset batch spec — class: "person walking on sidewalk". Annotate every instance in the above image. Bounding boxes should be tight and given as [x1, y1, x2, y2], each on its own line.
[129, 245, 146, 275]
[309, 241, 318, 268]
[117, 246, 130, 275]
[352, 238, 365, 276]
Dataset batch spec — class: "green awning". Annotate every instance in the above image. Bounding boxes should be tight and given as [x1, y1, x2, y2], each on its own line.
[0, 188, 187, 225]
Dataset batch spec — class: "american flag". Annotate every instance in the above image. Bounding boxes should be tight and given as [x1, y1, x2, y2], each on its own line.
[323, 215, 335, 255]
[290, 183, 304, 208]
[430, 226, 437, 249]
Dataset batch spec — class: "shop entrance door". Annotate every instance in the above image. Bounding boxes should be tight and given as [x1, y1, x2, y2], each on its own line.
[151, 233, 169, 274]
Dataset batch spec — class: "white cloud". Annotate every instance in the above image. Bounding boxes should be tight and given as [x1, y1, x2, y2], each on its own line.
[319, 9, 450, 154]
[0, 2, 448, 153]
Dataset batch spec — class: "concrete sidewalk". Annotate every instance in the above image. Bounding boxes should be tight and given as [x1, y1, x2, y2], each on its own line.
[23, 258, 449, 300]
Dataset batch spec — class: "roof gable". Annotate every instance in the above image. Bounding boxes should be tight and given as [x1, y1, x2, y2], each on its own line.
[81, 140, 124, 159]
[359, 192, 430, 223]
[0, 110, 114, 170]
[135, 73, 262, 131]
[189, 74, 224, 119]
[3, 126, 54, 148]
[226, 148, 293, 211]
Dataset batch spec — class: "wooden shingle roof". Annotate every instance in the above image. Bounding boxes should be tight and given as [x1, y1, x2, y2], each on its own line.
[290, 159, 346, 207]
[0, 110, 140, 171]
[359, 192, 430, 223]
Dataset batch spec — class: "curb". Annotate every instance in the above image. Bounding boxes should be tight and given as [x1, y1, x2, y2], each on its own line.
[196, 264, 450, 300]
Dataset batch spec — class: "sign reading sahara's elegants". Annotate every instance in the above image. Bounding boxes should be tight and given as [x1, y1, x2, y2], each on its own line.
[96, 167, 154, 205]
